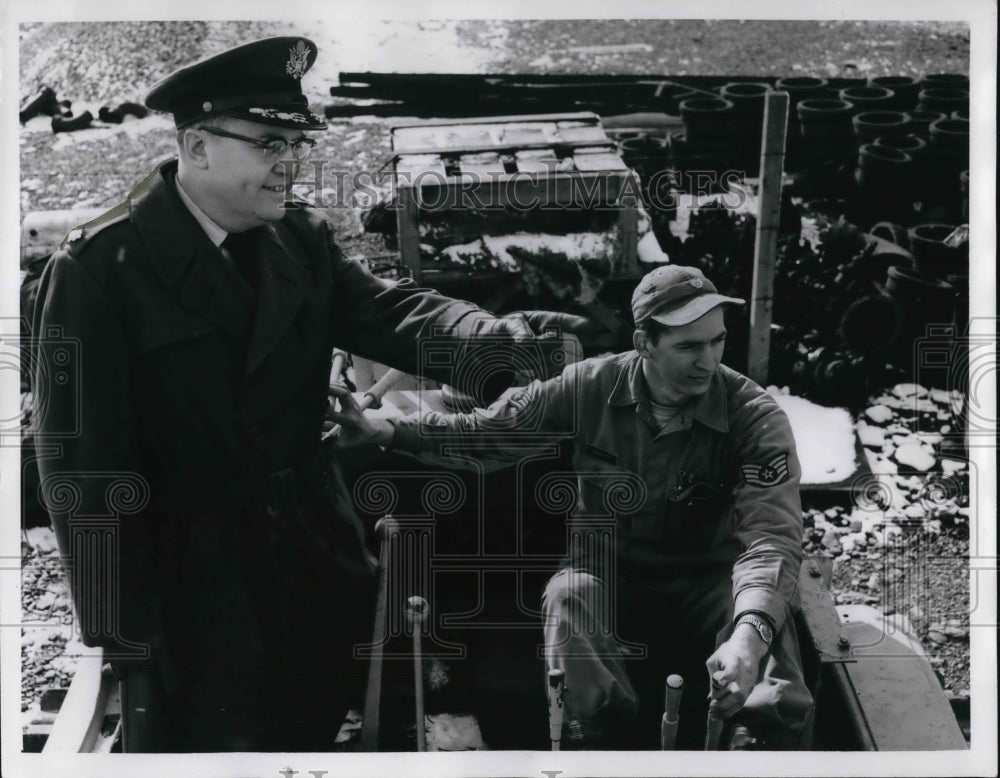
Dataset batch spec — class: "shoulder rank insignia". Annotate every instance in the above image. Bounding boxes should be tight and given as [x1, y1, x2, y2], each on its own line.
[286, 40, 310, 79]
[741, 453, 790, 487]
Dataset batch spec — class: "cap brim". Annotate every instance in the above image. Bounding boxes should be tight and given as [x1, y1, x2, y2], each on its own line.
[226, 104, 327, 130]
[648, 294, 745, 326]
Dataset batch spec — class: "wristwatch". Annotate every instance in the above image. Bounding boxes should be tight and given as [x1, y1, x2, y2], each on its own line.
[735, 613, 773, 648]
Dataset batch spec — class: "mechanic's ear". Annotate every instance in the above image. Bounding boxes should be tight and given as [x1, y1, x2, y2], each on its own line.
[633, 328, 649, 357]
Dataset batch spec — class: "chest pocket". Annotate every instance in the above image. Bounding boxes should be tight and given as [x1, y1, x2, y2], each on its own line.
[661, 476, 732, 553]
[575, 448, 647, 544]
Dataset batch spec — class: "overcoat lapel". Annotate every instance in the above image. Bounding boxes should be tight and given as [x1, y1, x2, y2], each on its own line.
[244, 223, 312, 377]
[129, 162, 254, 339]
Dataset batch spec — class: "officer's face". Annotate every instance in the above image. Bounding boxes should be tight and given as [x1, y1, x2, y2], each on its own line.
[199, 118, 304, 230]
[636, 307, 726, 404]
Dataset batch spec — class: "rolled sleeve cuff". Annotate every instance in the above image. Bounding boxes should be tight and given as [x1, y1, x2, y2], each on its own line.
[733, 586, 789, 634]
[387, 418, 423, 454]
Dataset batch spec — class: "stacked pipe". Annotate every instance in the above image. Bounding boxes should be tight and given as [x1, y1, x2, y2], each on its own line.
[617, 132, 672, 210]
[675, 96, 735, 177]
[718, 82, 770, 178]
[775, 76, 830, 168]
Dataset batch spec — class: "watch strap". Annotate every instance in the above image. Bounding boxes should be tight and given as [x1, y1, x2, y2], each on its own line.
[735, 613, 773, 647]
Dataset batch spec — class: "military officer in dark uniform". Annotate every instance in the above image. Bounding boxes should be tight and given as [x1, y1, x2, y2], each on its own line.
[30, 37, 547, 752]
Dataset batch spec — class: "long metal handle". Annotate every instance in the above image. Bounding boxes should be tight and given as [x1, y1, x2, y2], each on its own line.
[547, 668, 565, 750]
[704, 714, 724, 751]
[360, 516, 397, 751]
[406, 596, 429, 752]
[661, 674, 683, 750]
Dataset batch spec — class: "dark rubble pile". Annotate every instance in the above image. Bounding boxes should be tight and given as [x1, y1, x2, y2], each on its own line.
[810, 380, 971, 697]
[20, 533, 76, 718]
[652, 200, 966, 411]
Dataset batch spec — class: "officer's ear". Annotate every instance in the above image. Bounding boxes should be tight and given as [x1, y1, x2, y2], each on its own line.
[178, 126, 211, 170]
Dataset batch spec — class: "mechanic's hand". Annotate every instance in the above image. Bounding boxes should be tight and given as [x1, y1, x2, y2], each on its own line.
[705, 625, 768, 719]
[326, 383, 394, 449]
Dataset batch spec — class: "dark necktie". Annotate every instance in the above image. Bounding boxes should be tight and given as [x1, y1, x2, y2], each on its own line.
[222, 229, 260, 299]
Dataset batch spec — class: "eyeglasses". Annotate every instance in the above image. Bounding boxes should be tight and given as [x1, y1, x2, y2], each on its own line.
[200, 126, 317, 161]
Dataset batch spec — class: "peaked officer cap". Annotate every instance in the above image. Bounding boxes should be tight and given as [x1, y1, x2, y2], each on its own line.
[146, 36, 327, 130]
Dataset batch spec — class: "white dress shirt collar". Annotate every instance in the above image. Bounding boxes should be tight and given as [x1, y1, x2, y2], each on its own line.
[175, 175, 229, 248]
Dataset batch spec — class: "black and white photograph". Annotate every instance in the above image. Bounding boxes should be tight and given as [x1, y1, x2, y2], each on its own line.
[1, 2, 995, 777]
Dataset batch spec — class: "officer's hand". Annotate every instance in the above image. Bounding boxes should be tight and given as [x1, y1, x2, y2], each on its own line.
[467, 312, 534, 343]
[470, 311, 595, 342]
[705, 626, 768, 719]
[326, 383, 394, 449]
[518, 310, 598, 338]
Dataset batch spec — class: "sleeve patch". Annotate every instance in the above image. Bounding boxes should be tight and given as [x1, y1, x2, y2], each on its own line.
[740, 453, 790, 487]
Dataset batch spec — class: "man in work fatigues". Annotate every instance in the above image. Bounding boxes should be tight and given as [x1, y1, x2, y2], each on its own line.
[332, 264, 813, 749]
[30, 37, 551, 752]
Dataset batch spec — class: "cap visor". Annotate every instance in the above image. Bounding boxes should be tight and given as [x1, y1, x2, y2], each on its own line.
[229, 105, 327, 130]
[649, 294, 745, 326]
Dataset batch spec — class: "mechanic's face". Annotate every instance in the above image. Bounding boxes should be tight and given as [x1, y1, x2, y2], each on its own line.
[635, 307, 726, 405]
[196, 118, 302, 231]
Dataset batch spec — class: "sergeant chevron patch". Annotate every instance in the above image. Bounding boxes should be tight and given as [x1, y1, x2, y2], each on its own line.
[741, 453, 790, 487]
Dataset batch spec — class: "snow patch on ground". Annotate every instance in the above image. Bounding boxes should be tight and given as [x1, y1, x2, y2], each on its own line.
[293, 19, 507, 104]
[769, 391, 858, 484]
[427, 713, 486, 751]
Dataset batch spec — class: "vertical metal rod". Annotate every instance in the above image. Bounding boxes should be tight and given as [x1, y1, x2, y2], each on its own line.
[330, 348, 347, 385]
[406, 595, 429, 752]
[547, 668, 566, 751]
[360, 516, 397, 751]
[661, 674, 683, 750]
[704, 713, 724, 751]
[705, 675, 728, 750]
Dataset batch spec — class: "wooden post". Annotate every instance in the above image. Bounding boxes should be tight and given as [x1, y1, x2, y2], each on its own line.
[395, 182, 423, 283]
[616, 170, 641, 277]
[747, 90, 789, 386]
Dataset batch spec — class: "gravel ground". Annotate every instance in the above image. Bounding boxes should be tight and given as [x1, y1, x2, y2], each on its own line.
[454, 20, 970, 78]
[17, 19, 973, 743]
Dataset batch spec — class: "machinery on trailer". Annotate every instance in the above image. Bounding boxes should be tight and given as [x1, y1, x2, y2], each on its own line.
[20, 70, 971, 754]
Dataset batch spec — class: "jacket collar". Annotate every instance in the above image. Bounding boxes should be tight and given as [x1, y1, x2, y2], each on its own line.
[608, 351, 730, 433]
[128, 159, 312, 376]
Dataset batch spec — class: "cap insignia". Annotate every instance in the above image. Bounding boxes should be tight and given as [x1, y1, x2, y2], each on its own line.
[248, 107, 310, 123]
[286, 40, 310, 79]
[690, 278, 704, 288]
[202, 100, 213, 112]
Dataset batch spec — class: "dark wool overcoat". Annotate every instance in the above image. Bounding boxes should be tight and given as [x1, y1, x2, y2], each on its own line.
[31, 159, 498, 743]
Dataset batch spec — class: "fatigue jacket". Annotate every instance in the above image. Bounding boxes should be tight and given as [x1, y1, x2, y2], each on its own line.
[30, 159, 504, 672]
[392, 350, 803, 632]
